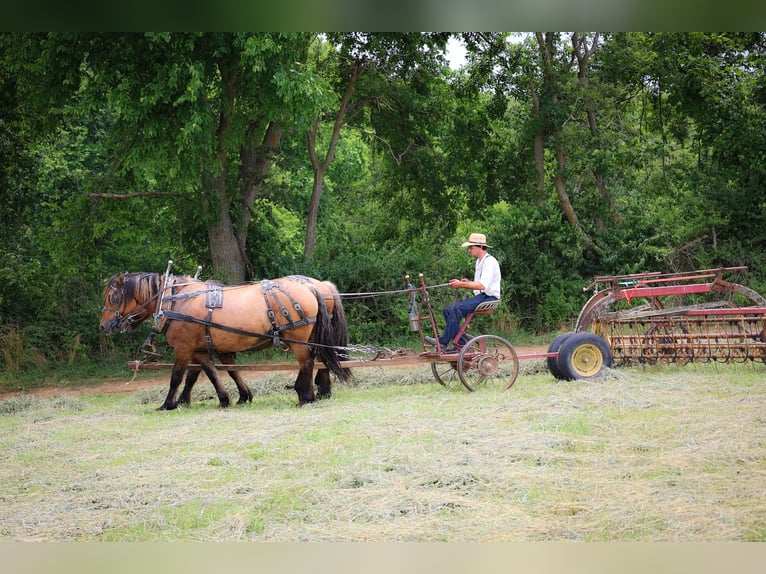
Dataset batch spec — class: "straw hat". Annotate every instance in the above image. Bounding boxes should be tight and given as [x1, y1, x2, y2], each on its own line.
[461, 233, 491, 248]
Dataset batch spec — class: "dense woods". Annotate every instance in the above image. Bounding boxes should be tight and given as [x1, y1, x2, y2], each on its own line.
[1, 32, 765, 372]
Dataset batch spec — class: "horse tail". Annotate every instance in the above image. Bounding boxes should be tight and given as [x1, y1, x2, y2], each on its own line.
[312, 289, 352, 382]
[325, 282, 349, 350]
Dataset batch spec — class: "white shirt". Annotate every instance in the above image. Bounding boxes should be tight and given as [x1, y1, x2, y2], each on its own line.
[474, 252, 501, 299]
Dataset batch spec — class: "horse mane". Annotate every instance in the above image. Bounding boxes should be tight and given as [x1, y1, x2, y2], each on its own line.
[105, 272, 162, 302]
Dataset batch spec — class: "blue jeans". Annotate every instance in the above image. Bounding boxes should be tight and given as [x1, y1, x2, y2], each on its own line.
[440, 293, 498, 346]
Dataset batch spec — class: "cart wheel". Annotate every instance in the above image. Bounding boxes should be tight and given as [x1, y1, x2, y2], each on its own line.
[546, 332, 574, 380]
[457, 335, 519, 392]
[556, 332, 612, 380]
[431, 361, 460, 387]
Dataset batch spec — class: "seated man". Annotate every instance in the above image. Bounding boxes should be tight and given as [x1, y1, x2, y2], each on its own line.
[425, 232, 501, 352]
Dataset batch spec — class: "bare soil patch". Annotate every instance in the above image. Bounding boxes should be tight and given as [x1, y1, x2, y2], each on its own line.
[1, 345, 549, 399]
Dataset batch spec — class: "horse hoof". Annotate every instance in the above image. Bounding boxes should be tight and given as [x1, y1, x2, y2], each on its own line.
[237, 393, 253, 405]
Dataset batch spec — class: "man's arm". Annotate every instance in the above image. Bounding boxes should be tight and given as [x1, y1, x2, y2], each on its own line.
[448, 278, 485, 290]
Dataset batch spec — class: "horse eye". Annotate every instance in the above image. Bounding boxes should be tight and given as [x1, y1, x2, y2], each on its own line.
[109, 291, 121, 305]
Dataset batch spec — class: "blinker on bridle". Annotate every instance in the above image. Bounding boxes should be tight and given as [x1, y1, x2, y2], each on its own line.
[102, 285, 124, 318]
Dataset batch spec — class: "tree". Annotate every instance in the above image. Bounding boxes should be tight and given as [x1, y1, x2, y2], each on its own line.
[18, 33, 325, 283]
[0, 34, 41, 325]
[303, 44, 367, 263]
[302, 33, 452, 262]
[598, 33, 766, 272]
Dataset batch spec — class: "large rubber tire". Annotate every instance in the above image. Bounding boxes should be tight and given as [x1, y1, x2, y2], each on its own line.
[546, 332, 574, 380]
[556, 332, 612, 380]
[457, 335, 519, 392]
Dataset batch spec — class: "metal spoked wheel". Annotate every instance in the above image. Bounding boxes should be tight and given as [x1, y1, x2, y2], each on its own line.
[457, 335, 519, 392]
[431, 360, 460, 387]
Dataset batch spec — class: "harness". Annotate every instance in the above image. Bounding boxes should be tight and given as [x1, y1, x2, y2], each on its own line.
[158, 278, 316, 359]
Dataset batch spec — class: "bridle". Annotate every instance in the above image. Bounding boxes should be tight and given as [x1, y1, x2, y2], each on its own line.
[101, 274, 163, 333]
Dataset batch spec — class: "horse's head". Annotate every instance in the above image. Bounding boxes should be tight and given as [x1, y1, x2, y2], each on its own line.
[99, 272, 161, 334]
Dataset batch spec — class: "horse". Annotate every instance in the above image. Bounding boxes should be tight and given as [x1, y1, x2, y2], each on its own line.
[175, 274, 351, 402]
[99, 272, 254, 405]
[99, 272, 351, 409]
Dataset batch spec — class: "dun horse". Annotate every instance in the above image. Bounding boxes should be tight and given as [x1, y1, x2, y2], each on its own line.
[99, 272, 351, 409]
[175, 274, 351, 403]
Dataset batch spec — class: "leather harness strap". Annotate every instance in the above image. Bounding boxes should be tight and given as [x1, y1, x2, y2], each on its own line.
[260, 280, 313, 347]
[159, 280, 316, 357]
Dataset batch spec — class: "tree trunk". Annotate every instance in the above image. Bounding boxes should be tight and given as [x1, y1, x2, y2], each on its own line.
[529, 79, 545, 201]
[303, 58, 363, 262]
[553, 146, 578, 226]
[208, 60, 248, 284]
[209, 194, 247, 284]
[535, 33, 593, 249]
[536, 32, 578, 224]
[304, 164, 327, 263]
[236, 120, 283, 279]
[210, 118, 282, 284]
[571, 32, 622, 227]
[207, 55, 283, 283]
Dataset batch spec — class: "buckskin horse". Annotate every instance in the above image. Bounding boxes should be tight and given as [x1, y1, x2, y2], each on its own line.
[173, 274, 351, 404]
[99, 272, 351, 409]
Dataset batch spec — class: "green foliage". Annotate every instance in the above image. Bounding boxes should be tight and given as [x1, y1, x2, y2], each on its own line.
[1, 32, 766, 375]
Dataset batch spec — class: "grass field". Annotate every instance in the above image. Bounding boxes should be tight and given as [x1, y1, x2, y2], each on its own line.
[0, 359, 764, 542]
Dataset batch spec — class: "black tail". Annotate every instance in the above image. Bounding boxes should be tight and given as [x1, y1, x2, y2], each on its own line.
[313, 291, 352, 382]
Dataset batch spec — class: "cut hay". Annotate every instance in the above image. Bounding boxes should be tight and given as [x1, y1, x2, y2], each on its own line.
[0, 362, 764, 541]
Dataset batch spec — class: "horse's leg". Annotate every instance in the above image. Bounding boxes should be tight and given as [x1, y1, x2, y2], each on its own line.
[315, 369, 332, 399]
[291, 347, 317, 406]
[158, 359, 189, 411]
[196, 352, 231, 408]
[177, 353, 251, 406]
[177, 367, 203, 406]
[217, 351, 252, 404]
[228, 370, 252, 404]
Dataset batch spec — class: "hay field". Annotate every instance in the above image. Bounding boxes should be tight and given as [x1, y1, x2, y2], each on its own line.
[0, 359, 764, 541]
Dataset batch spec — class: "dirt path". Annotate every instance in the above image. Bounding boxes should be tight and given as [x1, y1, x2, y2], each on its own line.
[1, 345, 549, 400]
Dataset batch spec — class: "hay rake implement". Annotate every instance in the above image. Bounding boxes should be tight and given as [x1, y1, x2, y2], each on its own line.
[568, 266, 766, 367]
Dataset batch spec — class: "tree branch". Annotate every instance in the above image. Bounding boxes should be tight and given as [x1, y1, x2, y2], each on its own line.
[87, 192, 179, 199]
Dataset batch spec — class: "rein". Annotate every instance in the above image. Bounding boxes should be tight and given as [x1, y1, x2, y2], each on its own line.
[331, 283, 452, 299]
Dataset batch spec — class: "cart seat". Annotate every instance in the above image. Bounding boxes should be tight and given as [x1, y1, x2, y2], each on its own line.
[452, 300, 501, 348]
[471, 299, 500, 315]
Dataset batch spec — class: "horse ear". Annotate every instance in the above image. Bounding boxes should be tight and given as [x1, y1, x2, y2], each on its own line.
[117, 273, 126, 285]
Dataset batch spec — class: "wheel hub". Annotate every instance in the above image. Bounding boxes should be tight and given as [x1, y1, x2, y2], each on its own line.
[573, 344, 603, 374]
[476, 354, 498, 376]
